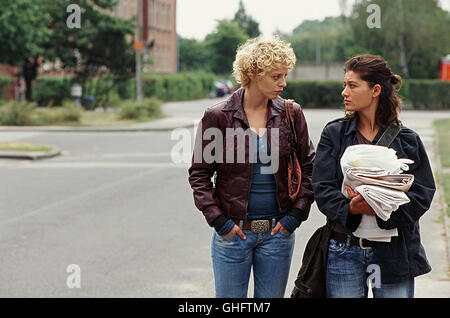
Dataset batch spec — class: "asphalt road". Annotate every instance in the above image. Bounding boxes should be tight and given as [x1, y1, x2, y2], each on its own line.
[0, 97, 449, 297]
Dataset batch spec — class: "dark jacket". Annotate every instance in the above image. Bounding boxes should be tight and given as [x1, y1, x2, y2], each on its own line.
[312, 115, 436, 284]
[188, 88, 316, 229]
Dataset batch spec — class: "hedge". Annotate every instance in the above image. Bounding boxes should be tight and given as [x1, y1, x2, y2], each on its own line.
[32, 77, 73, 106]
[31, 72, 215, 106]
[141, 71, 215, 101]
[401, 80, 450, 109]
[282, 80, 343, 108]
[284, 79, 450, 109]
[115, 72, 216, 101]
[28, 75, 449, 109]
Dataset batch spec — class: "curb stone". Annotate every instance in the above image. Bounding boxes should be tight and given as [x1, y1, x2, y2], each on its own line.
[0, 148, 62, 160]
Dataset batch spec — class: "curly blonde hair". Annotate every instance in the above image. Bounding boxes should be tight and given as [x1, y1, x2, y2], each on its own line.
[232, 36, 296, 88]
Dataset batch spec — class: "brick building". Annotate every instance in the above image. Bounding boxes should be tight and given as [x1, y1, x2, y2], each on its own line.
[114, 0, 177, 74]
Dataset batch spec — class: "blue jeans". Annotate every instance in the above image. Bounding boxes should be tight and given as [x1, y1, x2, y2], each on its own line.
[211, 226, 295, 298]
[326, 238, 415, 298]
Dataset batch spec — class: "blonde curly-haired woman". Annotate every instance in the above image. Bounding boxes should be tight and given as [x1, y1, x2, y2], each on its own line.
[188, 36, 315, 298]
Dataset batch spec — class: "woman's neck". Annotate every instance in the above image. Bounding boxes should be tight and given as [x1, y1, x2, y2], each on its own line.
[357, 101, 379, 133]
[243, 85, 268, 111]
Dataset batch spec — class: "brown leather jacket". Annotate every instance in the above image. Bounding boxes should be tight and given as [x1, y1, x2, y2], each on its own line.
[188, 88, 315, 229]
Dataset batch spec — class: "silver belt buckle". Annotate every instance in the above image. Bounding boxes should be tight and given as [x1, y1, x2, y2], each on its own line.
[359, 238, 372, 250]
[250, 220, 270, 233]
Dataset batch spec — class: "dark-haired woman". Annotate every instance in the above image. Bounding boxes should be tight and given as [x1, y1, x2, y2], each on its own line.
[312, 54, 436, 298]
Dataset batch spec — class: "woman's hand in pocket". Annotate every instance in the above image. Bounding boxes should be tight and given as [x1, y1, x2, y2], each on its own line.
[223, 225, 247, 240]
[271, 222, 291, 236]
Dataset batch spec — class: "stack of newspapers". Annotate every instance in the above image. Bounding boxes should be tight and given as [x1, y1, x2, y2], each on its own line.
[340, 145, 414, 242]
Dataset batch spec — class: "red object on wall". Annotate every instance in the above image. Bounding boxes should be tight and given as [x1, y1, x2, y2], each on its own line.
[440, 55, 450, 81]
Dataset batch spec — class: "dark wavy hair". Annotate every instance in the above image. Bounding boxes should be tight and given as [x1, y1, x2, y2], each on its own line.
[344, 54, 402, 127]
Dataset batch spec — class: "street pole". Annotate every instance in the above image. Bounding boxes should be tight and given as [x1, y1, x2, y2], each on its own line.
[135, 0, 143, 104]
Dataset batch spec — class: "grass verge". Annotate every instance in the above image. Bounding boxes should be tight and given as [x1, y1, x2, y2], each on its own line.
[0, 98, 164, 126]
[434, 119, 450, 217]
[0, 142, 53, 152]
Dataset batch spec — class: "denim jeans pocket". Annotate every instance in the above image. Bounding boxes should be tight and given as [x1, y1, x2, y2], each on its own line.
[328, 238, 347, 256]
[276, 230, 294, 241]
[217, 233, 237, 244]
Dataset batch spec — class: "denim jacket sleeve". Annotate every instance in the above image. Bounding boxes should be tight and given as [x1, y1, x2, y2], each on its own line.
[376, 128, 436, 230]
[311, 124, 360, 231]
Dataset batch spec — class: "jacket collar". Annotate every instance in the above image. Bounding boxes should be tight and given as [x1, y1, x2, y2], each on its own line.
[344, 112, 387, 144]
[344, 113, 359, 136]
[222, 87, 285, 126]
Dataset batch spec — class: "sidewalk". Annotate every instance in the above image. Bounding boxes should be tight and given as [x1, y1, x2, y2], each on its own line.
[0, 116, 196, 133]
[401, 118, 450, 297]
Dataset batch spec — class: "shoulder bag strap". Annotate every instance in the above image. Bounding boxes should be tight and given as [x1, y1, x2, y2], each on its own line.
[376, 122, 401, 147]
[285, 99, 297, 147]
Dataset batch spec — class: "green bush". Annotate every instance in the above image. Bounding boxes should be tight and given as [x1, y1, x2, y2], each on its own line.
[284, 79, 450, 109]
[0, 101, 36, 125]
[0, 100, 82, 125]
[30, 72, 215, 107]
[119, 98, 163, 120]
[82, 75, 119, 109]
[401, 80, 450, 109]
[45, 102, 82, 123]
[142, 71, 215, 101]
[32, 77, 73, 106]
[117, 77, 136, 100]
[283, 80, 343, 107]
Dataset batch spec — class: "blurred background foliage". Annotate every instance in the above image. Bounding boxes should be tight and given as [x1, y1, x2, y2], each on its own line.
[0, 0, 448, 110]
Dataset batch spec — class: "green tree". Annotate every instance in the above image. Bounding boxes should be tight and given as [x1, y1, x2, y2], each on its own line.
[0, 0, 51, 101]
[0, 0, 135, 101]
[285, 17, 355, 63]
[0, 0, 50, 64]
[205, 20, 249, 75]
[178, 36, 211, 72]
[44, 0, 135, 79]
[348, 0, 450, 78]
[233, 0, 261, 38]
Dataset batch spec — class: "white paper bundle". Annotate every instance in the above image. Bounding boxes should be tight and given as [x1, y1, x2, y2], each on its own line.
[340, 145, 414, 242]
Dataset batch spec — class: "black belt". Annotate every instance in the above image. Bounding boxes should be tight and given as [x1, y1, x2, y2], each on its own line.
[331, 231, 375, 249]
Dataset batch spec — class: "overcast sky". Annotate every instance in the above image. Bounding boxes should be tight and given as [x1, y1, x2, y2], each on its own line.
[176, 0, 450, 40]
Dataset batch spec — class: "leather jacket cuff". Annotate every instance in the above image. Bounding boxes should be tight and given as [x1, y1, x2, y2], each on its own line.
[211, 215, 230, 232]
